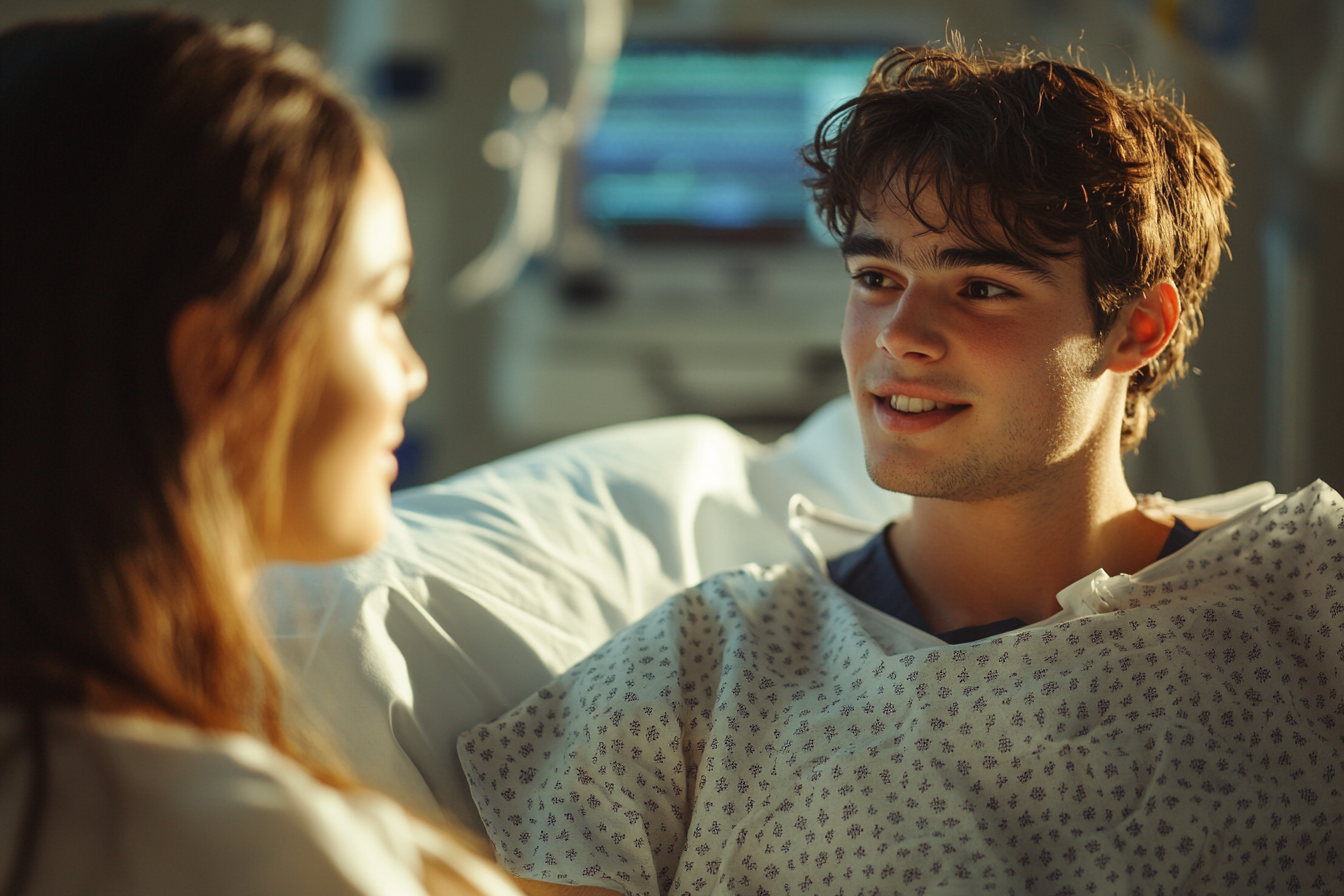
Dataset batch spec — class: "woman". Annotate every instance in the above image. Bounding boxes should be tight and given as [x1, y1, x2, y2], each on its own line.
[0, 12, 518, 895]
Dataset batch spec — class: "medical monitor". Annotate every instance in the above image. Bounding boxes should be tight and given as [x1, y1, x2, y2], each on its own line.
[580, 39, 894, 244]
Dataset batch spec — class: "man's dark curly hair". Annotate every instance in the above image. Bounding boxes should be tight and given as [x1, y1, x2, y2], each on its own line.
[803, 44, 1234, 453]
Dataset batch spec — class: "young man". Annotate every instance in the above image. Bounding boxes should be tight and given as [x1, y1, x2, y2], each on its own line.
[463, 46, 1343, 896]
[812, 46, 1229, 644]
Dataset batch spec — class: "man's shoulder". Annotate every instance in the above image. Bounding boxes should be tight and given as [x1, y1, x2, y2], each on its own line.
[686, 560, 831, 594]
[1136, 480, 1282, 531]
[1110, 479, 1342, 609]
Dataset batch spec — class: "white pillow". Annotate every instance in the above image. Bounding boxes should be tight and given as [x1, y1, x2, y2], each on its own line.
[262, 397, 907, 829]
[261, 396, 1274, 830]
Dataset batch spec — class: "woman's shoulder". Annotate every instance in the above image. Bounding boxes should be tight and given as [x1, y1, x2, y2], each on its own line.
[0, 709, 436, 896]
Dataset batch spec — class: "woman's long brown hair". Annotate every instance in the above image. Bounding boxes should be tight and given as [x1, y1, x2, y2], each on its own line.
[0, 13, 492, 895]
[0, 7, 361, 758]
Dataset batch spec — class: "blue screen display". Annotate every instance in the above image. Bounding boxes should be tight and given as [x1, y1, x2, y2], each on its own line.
[581, 41, 891, 241]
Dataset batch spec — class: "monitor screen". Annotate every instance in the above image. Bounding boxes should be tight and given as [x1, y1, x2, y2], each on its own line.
[580, 40, 894, 244]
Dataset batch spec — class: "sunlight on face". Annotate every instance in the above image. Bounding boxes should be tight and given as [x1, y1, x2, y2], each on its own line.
[270, 149, 427, 563]
[841, 192, 1123, 502]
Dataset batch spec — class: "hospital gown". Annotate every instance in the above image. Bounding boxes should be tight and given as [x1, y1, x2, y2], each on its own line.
[460, 481, 1344, 895]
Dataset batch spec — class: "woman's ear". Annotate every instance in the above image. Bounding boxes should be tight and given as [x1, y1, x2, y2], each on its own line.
[168, 300, 238, 428]
[1103, 282, 1180, 375]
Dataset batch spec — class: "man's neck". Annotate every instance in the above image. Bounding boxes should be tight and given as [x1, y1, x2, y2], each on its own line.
[887, 448, 1173, 634]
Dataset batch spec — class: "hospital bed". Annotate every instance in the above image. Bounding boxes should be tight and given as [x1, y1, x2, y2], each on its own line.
[260, 397, 1275, 833]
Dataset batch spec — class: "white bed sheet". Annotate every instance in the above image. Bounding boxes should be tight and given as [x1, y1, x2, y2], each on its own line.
[260, 397, 1273, 831]
[262, 398, 905, 827]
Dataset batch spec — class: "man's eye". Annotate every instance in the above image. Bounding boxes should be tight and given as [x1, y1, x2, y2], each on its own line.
[851, 271, 894, 290]
[966, 280, 1012, 299]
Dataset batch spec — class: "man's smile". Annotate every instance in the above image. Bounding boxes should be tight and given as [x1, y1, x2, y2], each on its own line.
[869, 388, 971, 433]
[887, 394, 955, 413]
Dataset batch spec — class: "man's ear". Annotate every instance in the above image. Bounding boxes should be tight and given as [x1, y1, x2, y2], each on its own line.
[1103, 282, 1180, 375]
[168, 300, 239, 428]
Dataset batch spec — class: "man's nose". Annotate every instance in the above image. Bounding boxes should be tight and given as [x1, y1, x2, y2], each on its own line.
[876, 283, 948, 362]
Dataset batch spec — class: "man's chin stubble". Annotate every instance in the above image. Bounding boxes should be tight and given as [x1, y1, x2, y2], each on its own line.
[865, 451, 1059, 503]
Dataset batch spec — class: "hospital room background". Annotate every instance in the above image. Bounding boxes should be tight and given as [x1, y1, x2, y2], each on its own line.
[6, 0, 1342, 499]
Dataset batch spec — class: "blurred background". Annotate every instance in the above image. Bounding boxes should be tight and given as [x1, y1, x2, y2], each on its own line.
[5, 0, 1340, 499]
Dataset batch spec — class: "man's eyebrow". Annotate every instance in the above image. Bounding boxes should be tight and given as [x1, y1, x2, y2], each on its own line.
[840, 235, 1056, 284]
[935, 247, 1055, 283]
[840, 234, 897, 262]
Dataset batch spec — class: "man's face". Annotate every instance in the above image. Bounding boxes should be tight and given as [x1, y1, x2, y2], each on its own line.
[841, 191, 1124, 502]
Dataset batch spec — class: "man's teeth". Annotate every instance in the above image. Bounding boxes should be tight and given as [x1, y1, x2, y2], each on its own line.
[889, 395, 951, 413]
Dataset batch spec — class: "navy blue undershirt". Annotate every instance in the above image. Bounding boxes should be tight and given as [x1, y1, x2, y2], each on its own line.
[828, 517, 1198, 645]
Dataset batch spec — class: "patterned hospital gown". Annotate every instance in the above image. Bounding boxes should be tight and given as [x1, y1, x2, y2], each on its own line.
[460, 482, 1344, 895]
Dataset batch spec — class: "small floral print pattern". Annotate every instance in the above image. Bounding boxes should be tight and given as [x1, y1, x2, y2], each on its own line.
[461, 481, 1344, 896]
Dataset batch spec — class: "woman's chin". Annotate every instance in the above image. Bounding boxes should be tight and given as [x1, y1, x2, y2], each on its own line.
[264, 499, 390, 565]
[336, 500, 391, 559]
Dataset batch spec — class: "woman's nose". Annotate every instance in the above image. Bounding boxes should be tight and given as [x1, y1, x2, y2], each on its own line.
[401, 332, 428, 401]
